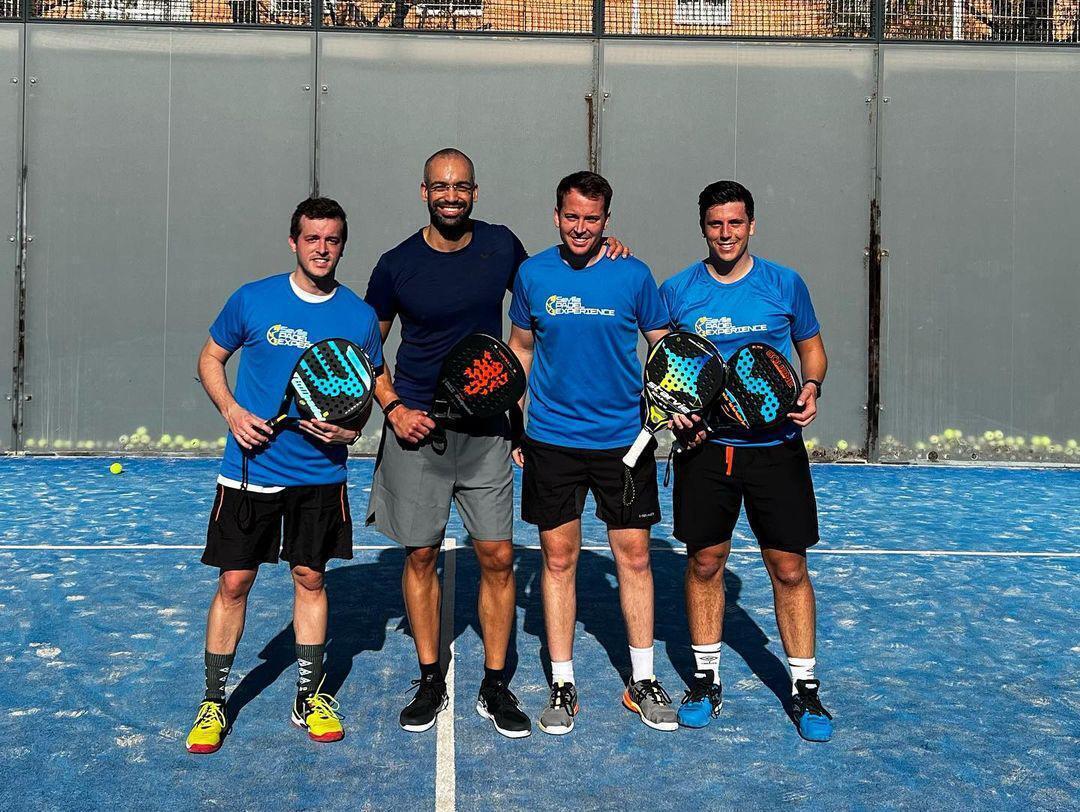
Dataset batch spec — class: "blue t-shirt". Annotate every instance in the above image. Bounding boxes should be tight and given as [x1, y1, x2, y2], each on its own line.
[364, 221, 528, 411]
[509, 247, 669, 450]
[209, 273, 384, 487]
[659, 256, 820, 447]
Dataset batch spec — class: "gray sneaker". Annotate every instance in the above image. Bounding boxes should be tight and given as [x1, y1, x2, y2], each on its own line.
[538, 680, 579, 735]
[623, 677, 678, 731]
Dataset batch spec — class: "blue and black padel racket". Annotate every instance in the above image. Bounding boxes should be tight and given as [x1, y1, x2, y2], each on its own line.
[268, 337, 375, 428]
[715, 341, 800, 431]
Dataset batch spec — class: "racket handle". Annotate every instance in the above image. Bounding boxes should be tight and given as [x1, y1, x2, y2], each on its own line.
[672, 423, 715, 456]
[622, 428, 653, 468]
[267, 414, 291, 429]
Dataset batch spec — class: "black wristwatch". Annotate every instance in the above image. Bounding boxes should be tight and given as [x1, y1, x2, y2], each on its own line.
[804, 379, 823, 399]
[382, 398, 404, 417]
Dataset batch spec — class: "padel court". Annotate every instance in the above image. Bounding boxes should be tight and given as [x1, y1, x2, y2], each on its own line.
[3, 456, 1075, 810]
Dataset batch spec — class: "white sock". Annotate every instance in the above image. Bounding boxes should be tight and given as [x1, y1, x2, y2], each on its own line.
[629, 645, 654, 684]
[788, 656, 816, 695]
[692, 642, 722, 684]
[551, 659, 575, 685]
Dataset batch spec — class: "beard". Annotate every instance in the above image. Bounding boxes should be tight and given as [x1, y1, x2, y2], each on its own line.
[428, 197, 474, 233]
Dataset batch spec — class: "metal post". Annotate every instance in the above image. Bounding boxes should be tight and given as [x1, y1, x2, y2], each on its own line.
[871, 0, 885, 41]
[865, 35, 887, 461]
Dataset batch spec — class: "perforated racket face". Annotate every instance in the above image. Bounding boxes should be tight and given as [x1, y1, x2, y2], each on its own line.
[644, 332, 727, 413]
[718, 342, 800, 430]
[433, 334, 525, 420]
[289, 338, 375, 423]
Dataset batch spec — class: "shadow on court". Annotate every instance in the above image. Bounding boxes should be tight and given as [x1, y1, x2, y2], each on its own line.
[460, 538, 791, 708]
[225, 547, 408, 726]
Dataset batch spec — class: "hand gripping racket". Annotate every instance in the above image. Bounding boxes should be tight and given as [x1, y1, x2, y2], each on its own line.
[714, 341, 800, 431]
[622, 331, 727, 469]
[430, 333, 526, 423]
[268, 337, 376, 428]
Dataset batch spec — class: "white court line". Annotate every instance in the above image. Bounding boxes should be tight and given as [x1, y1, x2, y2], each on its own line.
[0, 544, 1075, 559]
[435, 536, 457, 812]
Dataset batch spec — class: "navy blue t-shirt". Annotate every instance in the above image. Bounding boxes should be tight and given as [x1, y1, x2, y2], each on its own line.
[364, 221, 528, 411]
[210, 273, 384, 486]
[660, 256, 820, 447]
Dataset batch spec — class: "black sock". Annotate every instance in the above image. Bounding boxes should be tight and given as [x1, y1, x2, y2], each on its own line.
[419, 660, 442, 682]
[295, 643, 325, 699]
[483, 667, 505, 686]
[204, 651, 235, 703]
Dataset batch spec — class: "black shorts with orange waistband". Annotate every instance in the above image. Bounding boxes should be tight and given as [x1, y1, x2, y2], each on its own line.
[671, 439, 819, 553]
[202, 482, 353, 572]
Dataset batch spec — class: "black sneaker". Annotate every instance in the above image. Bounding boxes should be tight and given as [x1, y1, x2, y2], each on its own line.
[399, 673, 448, 732]
[791, 678, 833, 742]
[476, 679, 532, 739]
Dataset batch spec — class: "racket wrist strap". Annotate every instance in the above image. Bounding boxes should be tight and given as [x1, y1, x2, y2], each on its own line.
[382, 398, 404, 417]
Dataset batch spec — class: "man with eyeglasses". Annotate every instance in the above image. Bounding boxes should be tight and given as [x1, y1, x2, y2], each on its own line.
[365, 148, 632, 739]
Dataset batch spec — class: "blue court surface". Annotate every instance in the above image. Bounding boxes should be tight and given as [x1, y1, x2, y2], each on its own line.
[1, 457, 1077, 811]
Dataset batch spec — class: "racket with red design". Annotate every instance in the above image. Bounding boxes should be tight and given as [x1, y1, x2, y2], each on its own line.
[431, 333, 526, 422]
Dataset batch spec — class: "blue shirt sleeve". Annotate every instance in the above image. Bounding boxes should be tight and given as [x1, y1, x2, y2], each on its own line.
[364, 255, 397, 322]
[208, 287, 248, 352]
[508, 267, 531, 330]
[635, 265, 669, 332]
[658, 278, 678, 328]
[362, 311, 384, 372]
[789, 272, 821, 342]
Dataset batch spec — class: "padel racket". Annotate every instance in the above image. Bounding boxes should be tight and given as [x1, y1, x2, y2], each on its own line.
[268, 337, 376, 428]
[431, 333, 526, 422]
[714, 341, 801, 431]
[622, 331, 727, 469]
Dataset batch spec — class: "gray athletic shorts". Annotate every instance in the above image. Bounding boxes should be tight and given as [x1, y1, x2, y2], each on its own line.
[366, 417, 514, 547]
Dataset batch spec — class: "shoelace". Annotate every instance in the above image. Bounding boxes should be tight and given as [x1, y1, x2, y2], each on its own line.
[408, 676, 445, 704]
[796, 683, 832, 719]
[305, 692, 343, 721]
[484, 682, 522, 711]
[681, 679, 714, 705]
[549, 683, 576, 710]
[195, 700, 226, 730]
[636, 679, 673, 706]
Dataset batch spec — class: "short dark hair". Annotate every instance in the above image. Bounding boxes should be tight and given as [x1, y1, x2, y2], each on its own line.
[290, 197, 348, 246]
[556, 171, 613, 213]
[698, 181, 754, 230]
[423, 148, 475, 184]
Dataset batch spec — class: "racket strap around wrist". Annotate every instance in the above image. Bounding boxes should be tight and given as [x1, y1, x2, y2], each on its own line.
[382, 398, 404, 417]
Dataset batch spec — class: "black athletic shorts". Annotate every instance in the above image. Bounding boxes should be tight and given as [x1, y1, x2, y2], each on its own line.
[202, 482, 353, 571]
[521, 437, 661, 531]
[672, 439, 818, 553]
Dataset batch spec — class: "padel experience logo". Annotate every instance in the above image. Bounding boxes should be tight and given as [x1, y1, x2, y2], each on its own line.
[266, 324, 313, 349]
[695, 315, 767, 337]
[545, 295, 615, 317]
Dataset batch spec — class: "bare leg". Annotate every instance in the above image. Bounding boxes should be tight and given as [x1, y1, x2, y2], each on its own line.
[402, 545, 442, 665]
[540, 520, 582, 663]
[472, 539, 515, 670]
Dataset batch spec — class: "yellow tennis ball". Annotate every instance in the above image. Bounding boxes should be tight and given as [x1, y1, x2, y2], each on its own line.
[159, 434, 172, 446]
[109, 462, 123, 475]
[836, 439, 849, 451]
[216, 437, 227, 447]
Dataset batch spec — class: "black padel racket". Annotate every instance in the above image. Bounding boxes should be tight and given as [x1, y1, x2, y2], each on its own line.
[622, 331, 727, 469]
[715, 341, 800, 431]
[431, 333, 526, 422]
[268, 337, 376, 428]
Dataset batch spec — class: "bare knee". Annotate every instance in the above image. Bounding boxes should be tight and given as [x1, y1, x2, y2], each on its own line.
[218, 569, 256, 605]
[688, 545, 729, 582]
[768, 555, 808, 590]
[615, 544, 651, 577]
[542, 544, 579, 578]
[291, 566, 325, 594]
[475, 542, 514, 579]
[405, 545, 439, 578]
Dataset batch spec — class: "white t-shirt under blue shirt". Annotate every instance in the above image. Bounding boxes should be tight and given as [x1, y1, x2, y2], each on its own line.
[209, 273, 384, 487]
[509, 247, 668, 450]
[659, 255, 820, 447]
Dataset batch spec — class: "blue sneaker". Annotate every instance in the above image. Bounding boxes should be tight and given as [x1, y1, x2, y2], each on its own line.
[677, 671, 723, 728]
[792, 679, 833, 742]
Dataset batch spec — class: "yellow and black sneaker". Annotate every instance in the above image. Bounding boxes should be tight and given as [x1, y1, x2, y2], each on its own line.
[186, 700, 227, 754]
[291, 684, 345, 743]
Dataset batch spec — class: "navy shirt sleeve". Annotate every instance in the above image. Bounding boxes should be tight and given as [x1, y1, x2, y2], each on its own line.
[209, 286, 249, 352]
[364, 254, 397, 322]
[507, 231, 529, 292]
[635, 265, 669, 332]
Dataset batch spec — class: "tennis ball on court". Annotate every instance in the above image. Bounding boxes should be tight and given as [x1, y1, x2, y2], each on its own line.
[25, 438, 36, 448]
[929, 434, 940, 445]
[189, 439, 201, 449]
[836, 439, 849, 451]
[1067, 439, 1078, 450]
[135, 426, 148, 437]
[159, 434, 172, 446]
[109, 462, 123, 475]
[118, 434, 129, 446]
[982, 430, 994, 441]
[915, 441, 927, 451]
[1015, 436, 1026, 448]
[216, 437, 227, 448]
[993, 430, 1004, 441]
[173, 435, 187, 447]
[805, 438, 817, 451]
